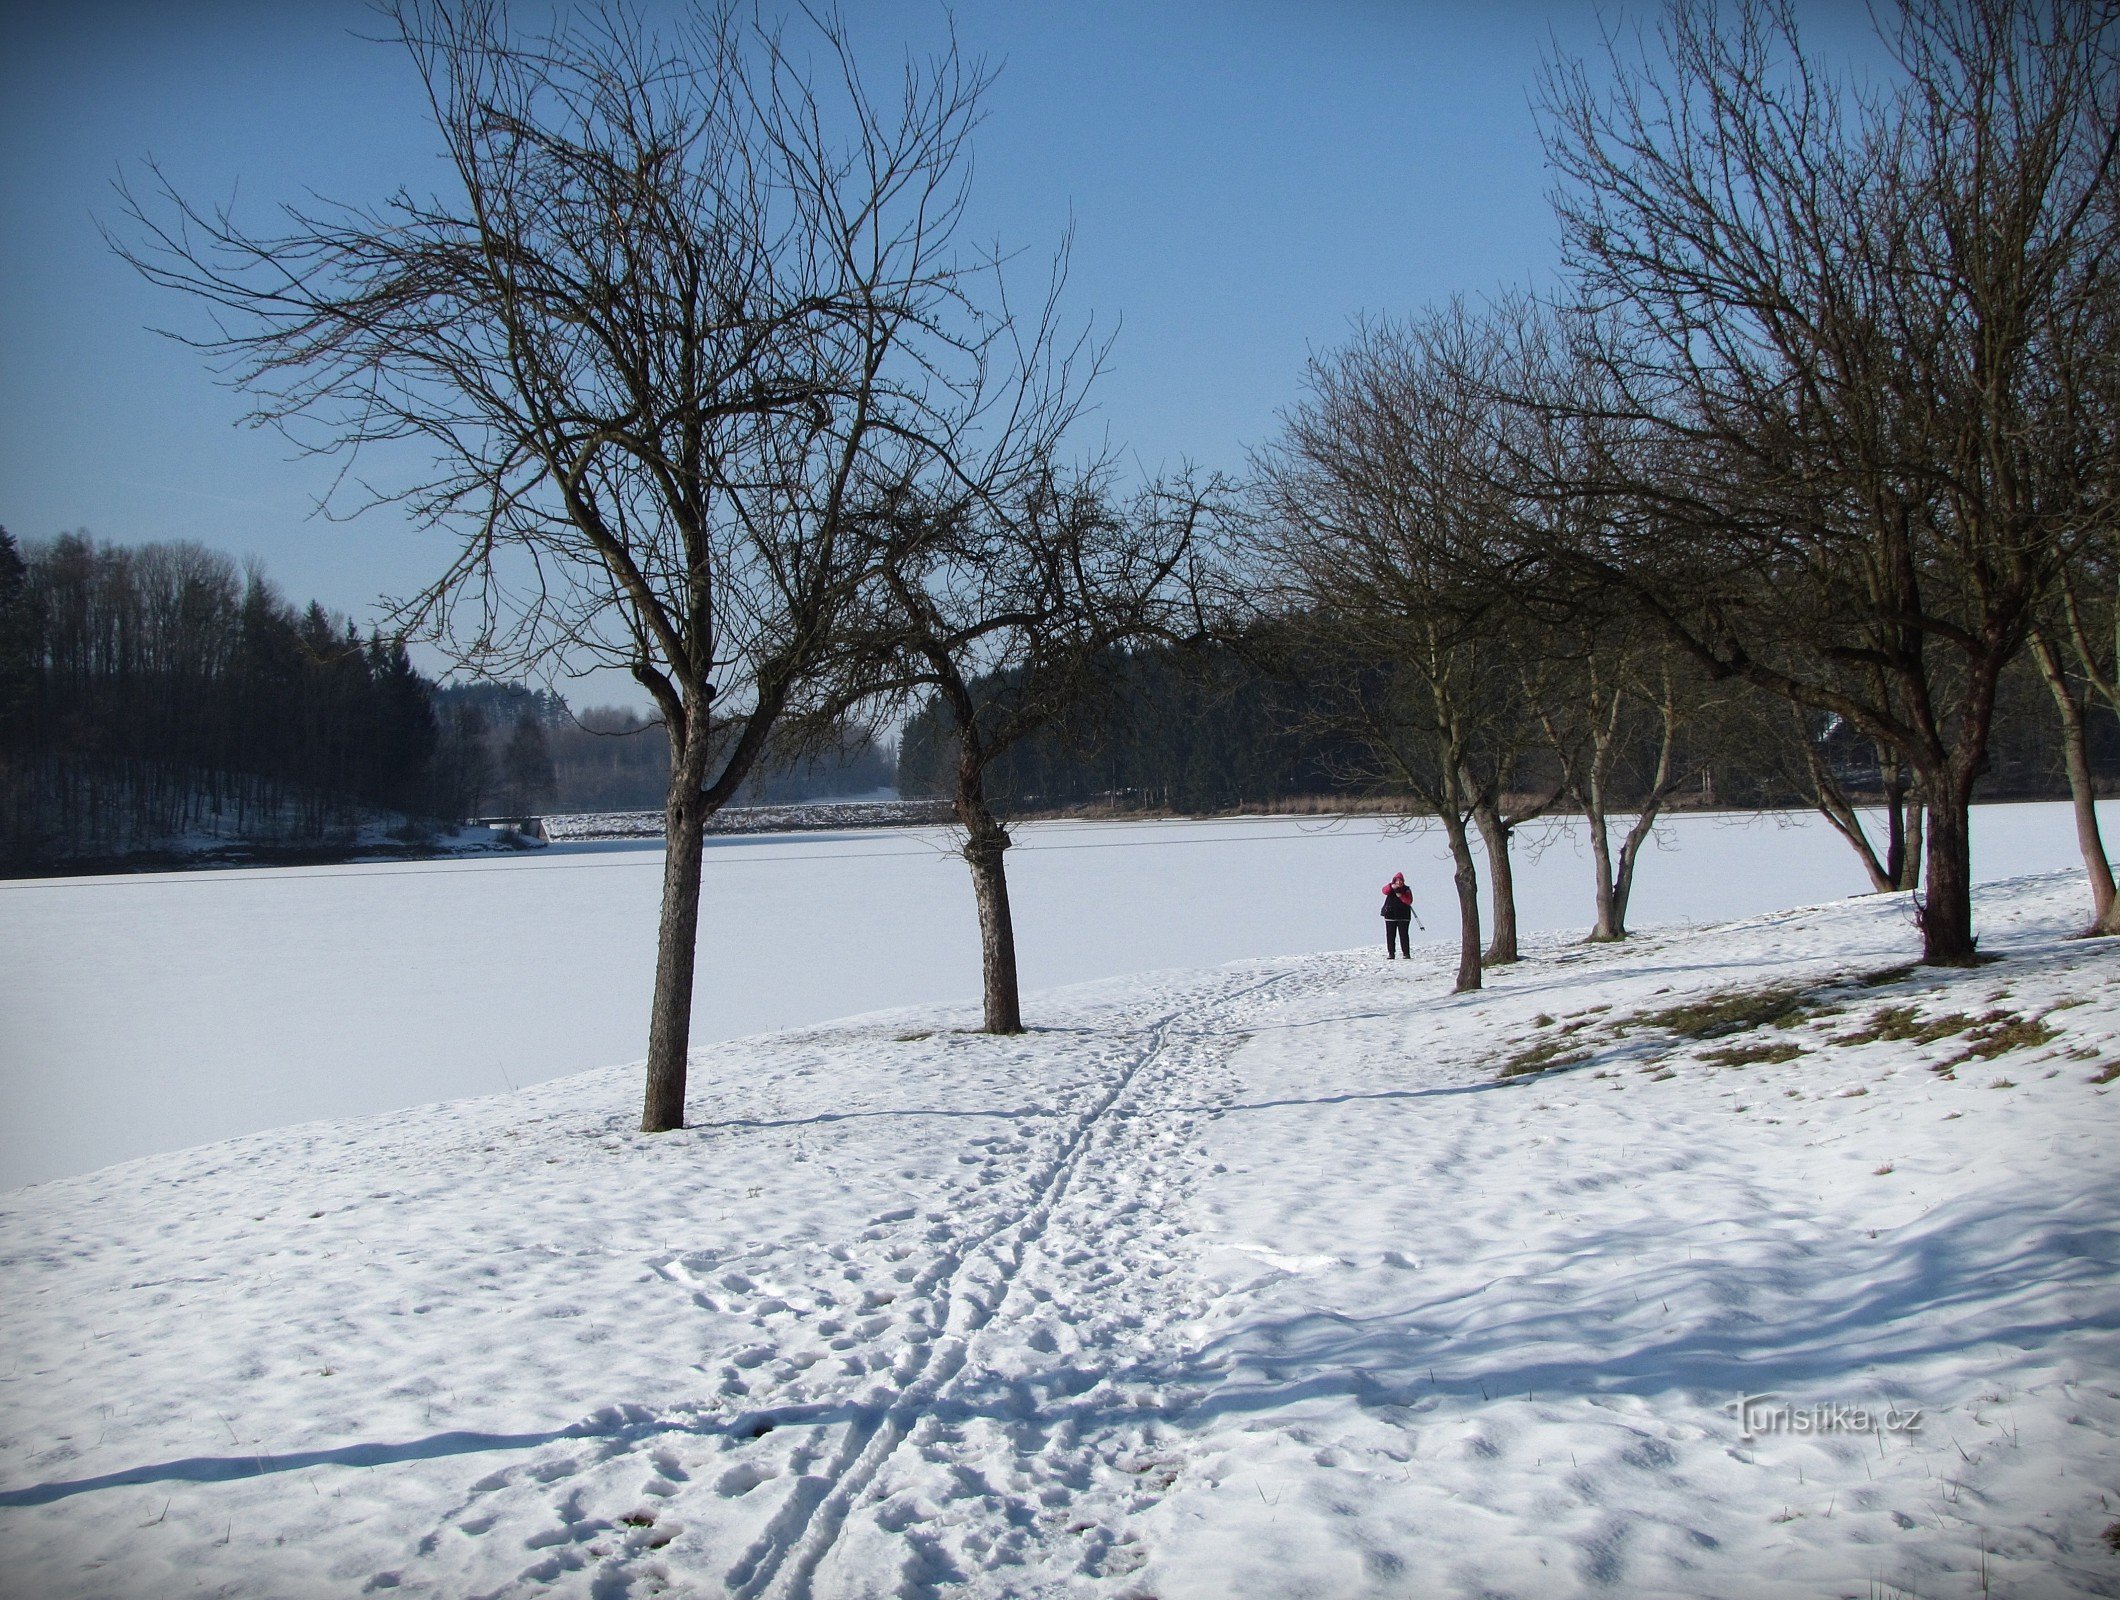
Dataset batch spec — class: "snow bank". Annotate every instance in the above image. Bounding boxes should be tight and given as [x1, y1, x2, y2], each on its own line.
[2, 871, 2115, 1596]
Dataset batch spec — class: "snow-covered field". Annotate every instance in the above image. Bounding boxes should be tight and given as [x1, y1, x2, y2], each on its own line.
[2, 867, 2116, 1597]
[2, 802, 2110, 1191]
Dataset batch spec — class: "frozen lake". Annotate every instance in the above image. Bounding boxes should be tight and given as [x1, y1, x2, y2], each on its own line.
[1, 800, 2109, 1189]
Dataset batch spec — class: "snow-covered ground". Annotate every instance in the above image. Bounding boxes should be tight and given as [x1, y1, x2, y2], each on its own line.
[543, 799, 950, 840]
[3, 801, 2111, 1191]
[2, 867, 2117, 1597]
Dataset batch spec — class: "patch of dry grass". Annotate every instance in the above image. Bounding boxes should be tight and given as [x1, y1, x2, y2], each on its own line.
[1949, 1013, 2056, 1063]
[1499, 1040, 1593, 1079]
[1628, 984, 1812, 1040]
[1702, 1040, 1807, 1068]
[1493, 963, 2054, 1088]
[1837, 1006, 1978, 1047]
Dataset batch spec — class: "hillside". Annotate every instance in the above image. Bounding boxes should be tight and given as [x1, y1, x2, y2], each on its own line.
[2, 874, 2116, 1597]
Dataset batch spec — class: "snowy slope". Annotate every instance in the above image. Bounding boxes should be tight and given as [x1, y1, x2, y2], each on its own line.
[6, 800, 2112, 1190]
[2, 872, 2117, 1598]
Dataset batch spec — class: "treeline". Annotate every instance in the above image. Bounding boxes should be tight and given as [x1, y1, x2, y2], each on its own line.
[897, 641, 1361, 813]
[0, 530, 906, 868]
[897, 634, 2116, 818]
[434, 684, 896, 816]
[0, 523, 920, 869]
[0, 531, 486, 865]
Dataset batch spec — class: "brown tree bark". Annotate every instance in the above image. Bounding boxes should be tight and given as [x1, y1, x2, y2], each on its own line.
[1898, 799, 1924, 895]
[1879, 753, 1921, 892]
[1545, 664, 1687, 944]
[1793, 719, 1898, 896]
[935, 671, 1028, 1036]
[1442, 811, 1483, 992]
[1472, 799, 1520, 966]
[1594, 683, 1683, 941]
[959, 792, 1024, 1034]
[1600, 795, 1671, 942]
[1587, 806, 1622, 942]
[2032, 630, 2120, 934]
[1919, 784, 1980, 967]
[640, 740, 711, 1132]
[1567, 692, 1632, 942]
[1606, 816, 1648, 940]
[1911, 642, 2010, 967]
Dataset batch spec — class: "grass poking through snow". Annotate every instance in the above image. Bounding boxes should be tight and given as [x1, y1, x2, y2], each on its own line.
[1495, 961, 2065, 1087]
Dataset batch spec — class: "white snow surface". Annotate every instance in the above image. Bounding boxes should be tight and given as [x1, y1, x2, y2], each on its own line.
[3, 801, 2111, 1190]
[3, 869, 2118, 1597]
[543, 799, 949, 840]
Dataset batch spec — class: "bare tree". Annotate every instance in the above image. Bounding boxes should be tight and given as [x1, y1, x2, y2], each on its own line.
[1532, 625, 1715, 940]
[2032, 529, 2120, 933]
[858, 469, 1214, 1031]
[115, 1, 1027, 1130]
[1538, 0, 2120, 964]
[1467, 307, 1698, 943]
[1253, 310, 1530, 993]
[2031, 146, 2120, 936]
[1459, 683, 1560, 967]
[1726, 695, 1928, 895]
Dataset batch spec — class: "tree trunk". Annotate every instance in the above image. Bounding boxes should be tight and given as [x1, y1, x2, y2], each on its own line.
[1897, 792, 1924, 892]
[1803, 736, 1896, 893]
[1473, 800, 1520, 964]
[1919, 789, 1980, 966]
[1586, 689, 1677, 943]
[640, 752, 710, 1132]
[1587, 802, 1623, 941]
[1880, 753, 1916, 891]
[961, 815, 1024, 1033]
[1577, 716, 1626, 941]
[956, 760, 1024, 1032]
[1442, 813, 1483, 992]
[2033, 632, 2119, 934]
[1609, 812, 1659, 941]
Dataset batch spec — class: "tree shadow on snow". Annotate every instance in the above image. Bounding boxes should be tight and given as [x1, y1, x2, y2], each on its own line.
[11, 1186, 2112, 1509]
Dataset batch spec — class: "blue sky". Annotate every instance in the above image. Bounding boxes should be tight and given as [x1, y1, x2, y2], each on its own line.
[0, 1, 1883, 705]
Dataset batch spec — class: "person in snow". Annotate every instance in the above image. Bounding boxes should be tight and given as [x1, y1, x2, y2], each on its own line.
[1381, 872, 1414, 959]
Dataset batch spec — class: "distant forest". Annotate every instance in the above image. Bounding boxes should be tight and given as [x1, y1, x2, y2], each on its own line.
[0, 532, 459, 865]
[437, 681, 895, 815]
[0, 532, 892, 869]
[897, 638, 2119, 816]
[4, 529, 2109, 872]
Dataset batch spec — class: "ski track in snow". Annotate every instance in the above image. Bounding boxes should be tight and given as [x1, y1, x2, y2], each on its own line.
[730, 967, 1297, 1600]
[347, 962, 1310, 1600]
[3, 873, 2119, 1597]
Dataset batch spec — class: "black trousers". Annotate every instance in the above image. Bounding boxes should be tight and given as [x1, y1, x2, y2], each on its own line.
[1385, 918, 1411, 958]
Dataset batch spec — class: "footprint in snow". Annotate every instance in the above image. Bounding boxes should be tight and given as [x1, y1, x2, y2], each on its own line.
[715, 1461, 774, 1496]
